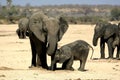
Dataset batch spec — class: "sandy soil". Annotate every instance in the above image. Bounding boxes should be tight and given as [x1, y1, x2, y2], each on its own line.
[0, 24, 120, 80]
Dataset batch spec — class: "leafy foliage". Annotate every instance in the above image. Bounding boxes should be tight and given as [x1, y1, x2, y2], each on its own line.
[0, 4, 120, 24]
[110, 8, 120, 20]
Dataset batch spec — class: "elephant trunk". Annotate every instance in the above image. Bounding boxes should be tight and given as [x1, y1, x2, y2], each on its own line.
[93, 34, 99, 46]
[47, 35, 58, 56]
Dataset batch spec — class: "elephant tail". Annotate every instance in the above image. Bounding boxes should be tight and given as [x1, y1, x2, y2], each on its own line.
[88, 44, 94, 59]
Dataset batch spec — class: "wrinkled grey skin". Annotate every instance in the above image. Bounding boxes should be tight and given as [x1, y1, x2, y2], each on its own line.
[93, 22, 119, 59]
[28, 12, 69, 69]
[112, 23, 120, 59]
[16, 18, 29, 39]
[51, 40, 94, 71]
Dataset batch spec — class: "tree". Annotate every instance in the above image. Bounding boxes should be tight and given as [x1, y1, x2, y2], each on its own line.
[6, 0, 12, 9]
[111, 8, 120, 20]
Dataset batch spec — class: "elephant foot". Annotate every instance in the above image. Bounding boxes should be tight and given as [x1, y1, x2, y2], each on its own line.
[29, 65, 42, 68]
[100, 56, 105, 59]
[47, 66, 55, 71]
[29, 65, 48, 69]
[106, 57, 113, 59]
[116, 58, 120, 60]
[42, 66, 49, 69]
[78, 68, 86, 71]
[100, 58, 105, 59]
[29, 65, 36, 68]
[115, 56, 120, 60]
[66, 67, 74, 71]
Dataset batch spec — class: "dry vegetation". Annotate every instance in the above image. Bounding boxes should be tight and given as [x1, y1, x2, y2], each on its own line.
[0, 4, 120, 24]
[0, 24, 120, 80]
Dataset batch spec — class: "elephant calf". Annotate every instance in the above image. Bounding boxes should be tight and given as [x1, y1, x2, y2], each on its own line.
[51, 40, 94, 71]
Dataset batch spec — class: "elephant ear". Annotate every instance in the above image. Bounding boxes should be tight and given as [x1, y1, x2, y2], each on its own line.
[58, 17, 69, 41]
[29, 12, 47, 42]
[29, 24, 45, 42]
[104, 23, 118, 39]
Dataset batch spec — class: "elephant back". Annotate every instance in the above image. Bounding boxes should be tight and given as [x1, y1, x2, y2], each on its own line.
[104, 23, 118, 39]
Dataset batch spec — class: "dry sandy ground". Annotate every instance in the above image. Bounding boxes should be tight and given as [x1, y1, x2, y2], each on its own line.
[0, 24, 120, 80]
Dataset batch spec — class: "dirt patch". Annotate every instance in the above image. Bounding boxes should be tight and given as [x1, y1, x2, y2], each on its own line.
[0, 74, 6, 77]
[0, 67, 14, 70]
[0, 33, 16, 37]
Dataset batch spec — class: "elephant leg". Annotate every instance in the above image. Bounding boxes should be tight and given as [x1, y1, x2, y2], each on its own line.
[40, 43, 48, 69]
[116, 46, 120, 59]
[19, 30, 23, 38]
[36, 41, 48, 69]
[78, 55, 88, 71]
[29, 38, 37, 68]
[65, 56, 74, 71]
[100, 38, 105, 59]
[107, 38, 114, 59]
[62, 61, 68, 69]
[36, 53, 41, 67]
[79, 60, 84, 71]
[23, 31, 26, 38]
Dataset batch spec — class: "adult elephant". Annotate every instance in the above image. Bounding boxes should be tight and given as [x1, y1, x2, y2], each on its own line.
[93, 22, 119, 59]
[28, 12, 69, 69]
[112, 23, 120, 59]
[16, 18, 29, 39]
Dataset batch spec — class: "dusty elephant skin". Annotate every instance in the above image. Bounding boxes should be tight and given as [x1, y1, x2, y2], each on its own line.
[93, 22, 119, 59]
[28, 12, 69, 69]
[16, 18, 29, 39]
[51, 40, 94, 71]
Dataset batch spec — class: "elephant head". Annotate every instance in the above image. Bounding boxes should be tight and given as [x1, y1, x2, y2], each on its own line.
[29, 12, 69, 56]
[93, 22, 118, 46]
[93, 22, 105, 46]
[54, 46, 71, 63]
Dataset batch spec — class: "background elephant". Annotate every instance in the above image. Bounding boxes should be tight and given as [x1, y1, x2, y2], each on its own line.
[28, 12, 69, 69]
[112, 23, 120, 59]
[16, 18, 29, 39]
[93, 22, 119, 59]
[51, 40, 94, 71]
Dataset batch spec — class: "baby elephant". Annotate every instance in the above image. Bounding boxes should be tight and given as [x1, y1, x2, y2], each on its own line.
[51, 40, 94, 71]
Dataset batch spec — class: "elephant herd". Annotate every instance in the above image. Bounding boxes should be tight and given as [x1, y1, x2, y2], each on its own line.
[16, 11, 120, 71]
[93, 22, 120, 59]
